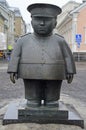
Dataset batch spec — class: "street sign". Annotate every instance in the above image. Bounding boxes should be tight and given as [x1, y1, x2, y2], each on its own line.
[75, 34, 82, 48]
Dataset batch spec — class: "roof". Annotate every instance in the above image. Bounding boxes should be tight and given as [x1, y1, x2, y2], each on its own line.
[0, 0, 9, 8]
[70, 2, 86, 14]
[62, 1, 80, 9]
[9, 7, 22, 17]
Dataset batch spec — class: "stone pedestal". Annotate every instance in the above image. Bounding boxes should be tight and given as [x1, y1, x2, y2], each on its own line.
[2, 101, 84, 129]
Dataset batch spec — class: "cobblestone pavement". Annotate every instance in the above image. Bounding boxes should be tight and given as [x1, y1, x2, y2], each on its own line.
[0, 62, 86, 130]
[0, 62, 86, 106]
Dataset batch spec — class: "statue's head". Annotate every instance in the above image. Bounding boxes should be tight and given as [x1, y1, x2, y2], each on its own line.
[27, 3, 62, 36]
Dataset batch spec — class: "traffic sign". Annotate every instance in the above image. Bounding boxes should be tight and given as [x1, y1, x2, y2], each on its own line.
[75, 34, 82, 48]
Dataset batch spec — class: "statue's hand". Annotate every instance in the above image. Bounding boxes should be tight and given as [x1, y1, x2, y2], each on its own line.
[66, 74, 73, 84]
[10, 73, 18, 84]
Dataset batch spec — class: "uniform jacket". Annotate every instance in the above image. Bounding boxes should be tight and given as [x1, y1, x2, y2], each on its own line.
[7, 33, 76, 80]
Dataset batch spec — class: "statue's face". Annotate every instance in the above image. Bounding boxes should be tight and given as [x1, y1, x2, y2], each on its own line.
[31, 16, 57, 36]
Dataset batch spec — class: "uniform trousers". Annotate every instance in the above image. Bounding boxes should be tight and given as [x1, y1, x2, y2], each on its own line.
[23, 79, 62, 106]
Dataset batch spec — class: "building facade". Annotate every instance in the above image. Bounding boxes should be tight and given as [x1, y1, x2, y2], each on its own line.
[0, 0, 26, 54]
[13, 7, 26, 42]
[70, 2, 86, 52]
[56, 1, 86, 60]
[8, 7, 26, 45]
[0, 3, 15, 52]
[56, 1, 80, 51]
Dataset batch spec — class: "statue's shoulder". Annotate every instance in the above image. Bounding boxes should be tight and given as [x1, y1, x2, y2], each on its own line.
[20, 33, 31, 38]
[55, 33, 64, 39]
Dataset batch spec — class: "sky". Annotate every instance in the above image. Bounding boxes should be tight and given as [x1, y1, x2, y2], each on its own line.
[6, 0, 82, 24]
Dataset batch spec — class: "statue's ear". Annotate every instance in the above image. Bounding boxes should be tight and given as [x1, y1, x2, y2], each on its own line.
[53, 20, 57, 29]
[55, 21, 57, 27]
[31, 20, 32, 25]
[31, 20, 34, 28]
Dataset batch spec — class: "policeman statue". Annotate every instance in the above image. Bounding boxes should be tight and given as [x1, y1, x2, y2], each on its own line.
[7, 3, 76, 107]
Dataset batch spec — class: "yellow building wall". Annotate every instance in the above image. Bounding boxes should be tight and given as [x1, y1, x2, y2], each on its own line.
[14, 17, 25, 39]
[14, 17, 21, 37]
[0, 18, 4, 32]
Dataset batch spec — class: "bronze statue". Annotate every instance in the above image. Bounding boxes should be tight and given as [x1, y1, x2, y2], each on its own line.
[7, 3, 76, 107]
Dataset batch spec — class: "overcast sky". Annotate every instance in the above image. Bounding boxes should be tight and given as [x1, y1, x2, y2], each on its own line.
[6, 0, 82, 23]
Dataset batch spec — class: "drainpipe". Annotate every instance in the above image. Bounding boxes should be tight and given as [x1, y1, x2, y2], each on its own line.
[72, 12, 79, 52]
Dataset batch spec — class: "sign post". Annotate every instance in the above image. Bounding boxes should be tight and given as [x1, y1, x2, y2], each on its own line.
[75, 34, 82, 61]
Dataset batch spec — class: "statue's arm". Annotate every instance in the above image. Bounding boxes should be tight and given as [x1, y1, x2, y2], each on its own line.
[10, 73, 18, 84]
[60, 39, 76, 83]
[7, 38, 22, 83]
[66, 73, 73, 83]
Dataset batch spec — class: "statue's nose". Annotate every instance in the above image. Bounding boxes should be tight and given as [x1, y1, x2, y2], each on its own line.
[40, 20, 45, 26]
